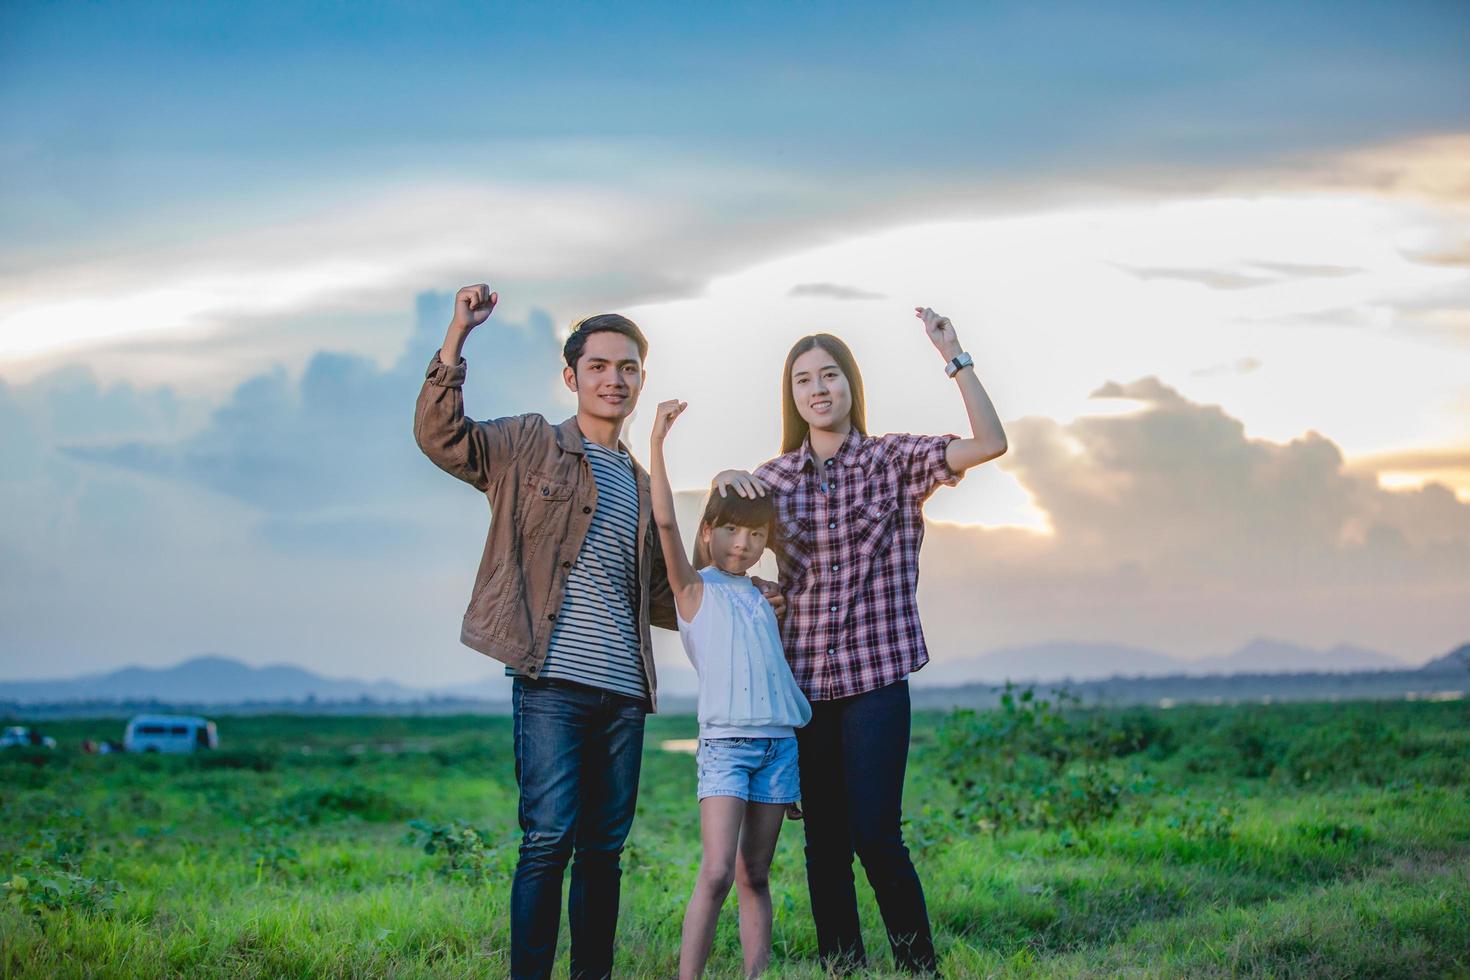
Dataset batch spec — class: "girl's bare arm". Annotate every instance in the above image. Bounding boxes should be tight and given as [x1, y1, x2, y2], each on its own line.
[649, 400, 704, 621]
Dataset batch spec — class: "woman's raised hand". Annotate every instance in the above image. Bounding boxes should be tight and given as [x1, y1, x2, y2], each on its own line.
[652, 399, 687, 443]
[712, 469, 768, 499]
[915, 306, 962, 360]
[451, 284, 499, 334]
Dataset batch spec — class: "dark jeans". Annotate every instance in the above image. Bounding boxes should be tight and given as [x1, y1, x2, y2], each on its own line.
[510, 677, 648, 980]
[796, 677, 938, 974]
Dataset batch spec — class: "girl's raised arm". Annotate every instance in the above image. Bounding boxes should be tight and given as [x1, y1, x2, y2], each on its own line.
[649, 399, 704, 622]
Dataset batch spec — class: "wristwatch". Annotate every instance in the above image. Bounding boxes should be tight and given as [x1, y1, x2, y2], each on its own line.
[945, 351, 974, 378]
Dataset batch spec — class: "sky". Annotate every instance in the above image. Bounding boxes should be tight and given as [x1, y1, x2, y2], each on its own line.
[1, 0, 1468, 690]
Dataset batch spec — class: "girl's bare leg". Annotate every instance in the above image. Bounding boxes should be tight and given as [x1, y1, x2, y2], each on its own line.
[679, 796, 746, 980]
[734, 802, 787, 978]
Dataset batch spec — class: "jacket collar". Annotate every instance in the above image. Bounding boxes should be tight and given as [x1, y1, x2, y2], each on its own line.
[798, 426, 863, 472]
[554, 416, 587, 455]
[556, 415, 645, 477]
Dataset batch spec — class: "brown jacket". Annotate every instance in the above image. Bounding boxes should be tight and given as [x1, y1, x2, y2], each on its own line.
[413, 353, 677, 711]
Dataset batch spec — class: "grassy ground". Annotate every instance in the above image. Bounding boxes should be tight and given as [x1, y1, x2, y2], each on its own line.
[2, 696, 1467, 978]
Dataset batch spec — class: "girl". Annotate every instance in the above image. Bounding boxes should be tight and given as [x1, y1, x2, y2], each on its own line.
[713, 307, 1008, 975]
[649, 397, 813, 980]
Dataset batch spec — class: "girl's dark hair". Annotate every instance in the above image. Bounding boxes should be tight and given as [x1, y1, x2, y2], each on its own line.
[563, 313, 649, 369]
[781, 333, 868, 454]
[691, 487, 777, 570]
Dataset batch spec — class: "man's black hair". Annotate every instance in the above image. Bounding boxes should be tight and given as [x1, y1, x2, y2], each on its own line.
[562, 313, 649, 370]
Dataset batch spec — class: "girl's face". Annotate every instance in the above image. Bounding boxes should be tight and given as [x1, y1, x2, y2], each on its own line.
[790, 346, 852, 432]
[700, 521, 769, 575]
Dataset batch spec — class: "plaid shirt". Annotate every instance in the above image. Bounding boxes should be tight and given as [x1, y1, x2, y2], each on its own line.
[754, 428, 962, 701]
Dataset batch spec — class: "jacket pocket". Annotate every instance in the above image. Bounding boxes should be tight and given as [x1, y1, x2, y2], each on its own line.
[466, 557, 507, 633]
[522, 471, 573, 540]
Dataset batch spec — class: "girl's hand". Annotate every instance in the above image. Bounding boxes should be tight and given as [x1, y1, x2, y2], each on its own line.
[786, 802, 803, 820]
[915, 306, 962, 361]
[712, 469, 768, 499]
[652, 399, 687, 443]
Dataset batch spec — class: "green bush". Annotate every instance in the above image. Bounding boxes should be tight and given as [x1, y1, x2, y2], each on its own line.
[1, 813, 123, 919]
[403, 818, 505, 883]
[276, 783, 408, 824]
[1163, 791, 1237, 841]
[929, 684, 1167, 837]
[3, 865, 123, 918]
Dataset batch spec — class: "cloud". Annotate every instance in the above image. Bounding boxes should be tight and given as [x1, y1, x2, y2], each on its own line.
[1323, 134, 1470, 206]
[1191, 357, 1262, 378]
[1121, 267, 1280, 290]
[0, 180, 699, 362]
[5, 310, 1469, 686]
[787, 282, 886, 301]
[1249, 261, 1360, 279]
[1118, 261, 1363, 291]
[0, 293, 577, 684]
[7, 133, 1470, 684]
[1406, 244, 1470, 269]
[915, 376, 1470, 664]
[59, 293, 570, 518]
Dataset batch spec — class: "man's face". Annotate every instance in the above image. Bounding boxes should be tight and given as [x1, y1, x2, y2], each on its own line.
[564, 331, 645, 423]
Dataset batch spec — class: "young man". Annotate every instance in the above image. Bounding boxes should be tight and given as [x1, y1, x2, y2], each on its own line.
[414, 284, 780, 980]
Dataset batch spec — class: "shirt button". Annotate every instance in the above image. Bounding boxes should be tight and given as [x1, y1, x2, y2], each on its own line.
[831, 563, 839, 571]
[830, 605, 837, 612]
[824, 459, 833, 467]
[582, 506, 592, 514]
[562, 560, 572, 569]
[547, 613, 557, 622]
[541, 486, 550, 495]
[827, 648, 834, 655]
[828, 522, 836, 529]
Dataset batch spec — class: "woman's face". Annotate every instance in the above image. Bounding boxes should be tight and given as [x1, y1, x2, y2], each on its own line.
[790, 346, 852, 432]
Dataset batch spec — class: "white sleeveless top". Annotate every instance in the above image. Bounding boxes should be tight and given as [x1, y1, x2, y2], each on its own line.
[676, 567, 813, 739]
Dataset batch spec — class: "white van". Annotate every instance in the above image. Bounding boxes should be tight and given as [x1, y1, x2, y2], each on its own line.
[123, 715, 218, 753]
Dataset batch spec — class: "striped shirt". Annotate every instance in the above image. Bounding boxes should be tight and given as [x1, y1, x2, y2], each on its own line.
[505, 438, 646, 700]
[755, 428, 961, 701]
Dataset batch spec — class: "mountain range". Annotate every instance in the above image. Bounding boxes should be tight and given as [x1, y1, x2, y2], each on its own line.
[1, 638, 1460, 706]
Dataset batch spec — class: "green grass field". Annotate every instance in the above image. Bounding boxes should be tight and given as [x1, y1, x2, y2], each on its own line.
[3, 693, 1467, 978]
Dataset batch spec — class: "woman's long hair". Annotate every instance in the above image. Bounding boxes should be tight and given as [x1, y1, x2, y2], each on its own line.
[780, 334, 869, 454]
[690, 488, 777, 570]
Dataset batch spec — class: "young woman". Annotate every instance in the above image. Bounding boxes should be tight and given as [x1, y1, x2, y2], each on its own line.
[713, 307, 1007, 974]
[649, 397, 813, 979]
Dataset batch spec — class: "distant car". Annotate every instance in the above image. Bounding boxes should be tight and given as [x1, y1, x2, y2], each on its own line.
[123, 715, 218, 753]
[0, 726, 57, 749]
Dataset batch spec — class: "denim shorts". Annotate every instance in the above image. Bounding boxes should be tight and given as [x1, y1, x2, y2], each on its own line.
[696, 736, 800, 804]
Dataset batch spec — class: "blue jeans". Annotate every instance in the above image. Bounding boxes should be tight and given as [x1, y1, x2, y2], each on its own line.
[797, 678, 937, 975]
[510, 677, 648, 980]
